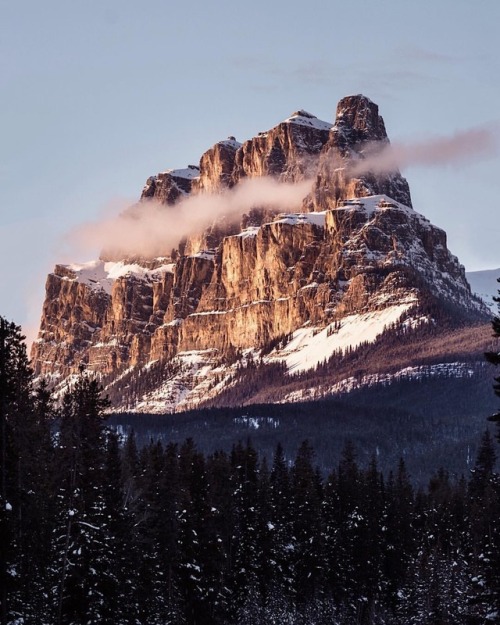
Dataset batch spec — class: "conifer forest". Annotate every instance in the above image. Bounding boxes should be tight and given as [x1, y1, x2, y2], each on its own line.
[1, 307, 500, 625]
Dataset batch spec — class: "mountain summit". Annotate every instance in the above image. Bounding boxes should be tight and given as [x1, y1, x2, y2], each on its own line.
[31, 95, 489, 412]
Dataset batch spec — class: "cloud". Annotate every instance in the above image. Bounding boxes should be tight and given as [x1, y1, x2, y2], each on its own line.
[349, 125, 498, 176]
[67, 176, 314, 259]
[395, 44, 459, 64]
[65, 123, 498, 261]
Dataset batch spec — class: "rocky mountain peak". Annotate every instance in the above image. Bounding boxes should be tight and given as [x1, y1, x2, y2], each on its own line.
[308, 94, 412, 210]
[290, 109, 316, 118]
[141, 165, 200, 204]
[334, 94, 387, 143]
[231, 109, 331, 184]
[193, 138, 241, 194]
[30, 95, 488, 413]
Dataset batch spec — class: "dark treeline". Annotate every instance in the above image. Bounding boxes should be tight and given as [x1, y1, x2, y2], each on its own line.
[2, 320, 500, 624]
[109, 369, 498, 487]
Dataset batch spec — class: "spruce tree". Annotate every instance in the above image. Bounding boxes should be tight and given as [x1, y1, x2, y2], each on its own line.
[0, 317, 53, 625]
[486, 277, 500, 438]
[132, 439, 173, 624]
[51, 371, 111, 625]
[229, 441, 261, 613]
[467, 430, 500, 623]
[383, 459, 415, 607]
[267, 443, 293, 602]
[290, 440, 324, 605]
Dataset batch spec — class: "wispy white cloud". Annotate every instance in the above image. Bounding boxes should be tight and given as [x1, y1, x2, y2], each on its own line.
[350, 125, 498, 176]
[67, 176, 314, 259]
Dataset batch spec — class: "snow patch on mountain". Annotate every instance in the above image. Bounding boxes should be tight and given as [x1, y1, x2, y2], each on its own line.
[273, 211, 327, 227]
[337, 194, 425, 223]
[235, 226, 260, 238]
[466, 268, 499, 311]
[218, 137, 242, 150]
[64, 259, 174, 295]
[266, 303, 416, 374]
[284, 110, 333, 132]
[127, 349, 237, 414]
[279, 361, 486, 403]
[159, 165, 200, 179]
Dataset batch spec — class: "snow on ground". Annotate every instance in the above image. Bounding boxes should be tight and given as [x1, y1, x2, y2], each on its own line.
[273, 211, 327, 227]
[336, 194, 425, 221]
[279, 362, 485, 404]
[466, 268, 500, 311]
[218, 137, 242, 150]
[160, 165, 200, 179]
[189, 250, 216, 261]
[235, 226, 260, 238]
[233, 212, 326, 240]
[63, 259, 175, 295]
[233, 416, 280, 429]
[268, 304, 413, 374]
[283, 110, 333, 132]
[130, 349, 231, 414]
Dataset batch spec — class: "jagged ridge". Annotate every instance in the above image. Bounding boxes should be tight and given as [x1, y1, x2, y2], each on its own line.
[31, 95, 489, 412]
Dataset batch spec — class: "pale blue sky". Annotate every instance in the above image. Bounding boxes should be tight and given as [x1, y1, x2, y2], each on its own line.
[1, 0, 499, 337]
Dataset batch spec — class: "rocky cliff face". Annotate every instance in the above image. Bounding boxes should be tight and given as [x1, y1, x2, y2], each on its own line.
[308, 95, 412, 212]
[31, 95, 488, 411]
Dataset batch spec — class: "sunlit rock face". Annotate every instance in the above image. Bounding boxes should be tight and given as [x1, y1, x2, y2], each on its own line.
[31, 95, 487, 411]
[308, 95, 413, 212]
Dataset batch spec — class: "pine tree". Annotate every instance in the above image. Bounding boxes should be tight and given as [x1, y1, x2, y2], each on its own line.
[358, 455, 385, 620]
[328, 441, 364, 608]
[290, 440, 324, 605]
[177, 439, 223, 625]
[467, 430, 500, 623]
[132, 439, 175, 624]
[50, 371, 111, 625]
[383, 459, 415, 608]
[228, 441, 261, 613]
[205, 448, 235, 623]
[97, 429, 136, 623]
[16, 379, 56, 623]
[486, 276, 500, 437]
[266, 443, 294, 602]
[0, 317, 54, 625]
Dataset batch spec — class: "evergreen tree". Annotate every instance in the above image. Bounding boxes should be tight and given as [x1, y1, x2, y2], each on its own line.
[358, 455, 385, 620]
[50, 371, 112, 625]
[383, 459, 415, 607]
[98, 429, 137, 623]
[328, 441, 364, 607]
[290, 440, 324, 605]
[177, 439, 225, 624]
[228, 441, 261, 613]
[0, 318, 53, 625]
[132, 439, 175, 624]
[266, 443, 294, 601]
[486, 276, 500, 437]
[15, 379, 56, 623]
[206, 448, 234, 622]
[467, 430, 500, 623]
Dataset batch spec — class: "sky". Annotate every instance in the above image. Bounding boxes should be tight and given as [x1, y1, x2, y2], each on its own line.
[1, 0, 499, 342]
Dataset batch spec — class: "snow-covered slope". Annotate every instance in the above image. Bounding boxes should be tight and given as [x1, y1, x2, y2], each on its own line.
[268, 303, 417, 374]
[466, 268, 499, 312]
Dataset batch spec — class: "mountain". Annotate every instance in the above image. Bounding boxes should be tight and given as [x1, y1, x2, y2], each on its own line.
[466, 268, 500, 311]
[31, 95, 491, 412]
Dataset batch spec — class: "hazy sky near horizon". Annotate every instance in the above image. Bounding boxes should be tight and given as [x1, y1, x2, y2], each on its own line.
[1, 0, 499, 338]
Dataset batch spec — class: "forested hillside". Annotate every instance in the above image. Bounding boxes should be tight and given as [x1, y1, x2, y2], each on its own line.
[2, 316, 500, 624]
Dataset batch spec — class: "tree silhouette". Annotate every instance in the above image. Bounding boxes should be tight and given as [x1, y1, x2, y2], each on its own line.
[486, 277, 500, 438]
